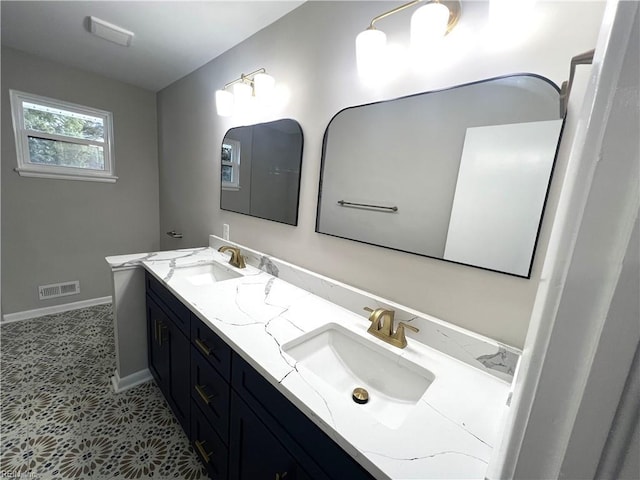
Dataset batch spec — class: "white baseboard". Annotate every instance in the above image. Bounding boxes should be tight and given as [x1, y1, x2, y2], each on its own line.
[1, 296, 112, 324]
[111, 368, 153, 394]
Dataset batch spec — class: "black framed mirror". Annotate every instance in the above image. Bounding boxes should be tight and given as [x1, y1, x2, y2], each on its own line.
[316, 74, 564, 277]
[221, 118, 303, 225]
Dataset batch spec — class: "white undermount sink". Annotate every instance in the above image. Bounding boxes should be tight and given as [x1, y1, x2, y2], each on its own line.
[282, 323, 435, 429]
[171, 262, 241, 287]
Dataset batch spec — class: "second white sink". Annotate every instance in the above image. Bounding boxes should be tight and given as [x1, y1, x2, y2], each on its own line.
[282, 323, 435, 429]
[171, 263, 241, 287]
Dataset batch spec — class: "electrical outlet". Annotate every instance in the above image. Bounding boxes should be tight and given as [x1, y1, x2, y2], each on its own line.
[223, 224, 230, 240]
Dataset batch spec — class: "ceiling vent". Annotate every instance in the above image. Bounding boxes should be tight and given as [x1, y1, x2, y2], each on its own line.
[88, 16, 134, 47]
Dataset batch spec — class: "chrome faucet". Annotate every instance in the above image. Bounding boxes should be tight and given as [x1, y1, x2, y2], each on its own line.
[363, 307, 419, 349]
[218, 245, 246, 269]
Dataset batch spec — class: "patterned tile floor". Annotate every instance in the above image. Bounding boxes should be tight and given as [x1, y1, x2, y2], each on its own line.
[0, 304, 208, 479]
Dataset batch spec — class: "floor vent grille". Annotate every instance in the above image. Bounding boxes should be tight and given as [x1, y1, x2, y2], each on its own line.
[38, 281, 80, 300]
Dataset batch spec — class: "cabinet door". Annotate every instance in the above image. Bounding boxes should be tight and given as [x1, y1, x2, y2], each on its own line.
[147, 294, 170, 393]
[147, 292, 191, 437]
[229, 392, 311, 480]
[191, 314, 232, 381]
[191, 401, 229, 480]
[191, 348, 230, 443]
[167, 318, 191, 436]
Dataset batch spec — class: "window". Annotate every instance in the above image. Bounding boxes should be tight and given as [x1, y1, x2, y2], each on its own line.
[221, 138, 240, 190]
[10, 90, 116, 182]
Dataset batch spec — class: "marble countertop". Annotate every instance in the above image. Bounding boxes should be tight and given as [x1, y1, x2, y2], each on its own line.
[109, 246, 511, 479]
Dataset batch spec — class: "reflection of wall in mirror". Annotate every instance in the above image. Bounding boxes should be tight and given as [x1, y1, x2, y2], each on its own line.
[250, 124, 301, 224]
[443, 119, 563, 276]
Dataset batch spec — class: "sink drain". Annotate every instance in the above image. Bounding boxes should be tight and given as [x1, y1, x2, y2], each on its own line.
[352, 387, 369, 404]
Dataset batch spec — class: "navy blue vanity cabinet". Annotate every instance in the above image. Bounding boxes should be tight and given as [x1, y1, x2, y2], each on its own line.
[146, 272, 190, 335]
[146, 275, 375, 480]
[229, 391, 312, 480]
[191, 314, 232, 381]
[232, 354, 374, 480]
[191, 347, 231, 440]
[146, 295, 170, 392]
[190, 314, 233, 479]
[191, 399, 229, 480]
[145, 274, 191, 437]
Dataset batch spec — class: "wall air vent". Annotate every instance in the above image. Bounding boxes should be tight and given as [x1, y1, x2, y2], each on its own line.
[38, 281, 80, 300]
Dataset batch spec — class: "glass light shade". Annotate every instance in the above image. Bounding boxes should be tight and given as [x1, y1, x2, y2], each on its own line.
[410, 2, 450, 50]
[355, 28, 387, 79]
[233, 82, 253, 111]
[215, 89, 234, 117]
[254, 73, 275, 99]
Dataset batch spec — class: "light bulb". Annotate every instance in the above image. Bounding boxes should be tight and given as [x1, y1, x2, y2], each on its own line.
[410, 2, 450, 52]
[254, 73, 275, 100]
[355, 28, 386, 80]
[215, 89, 234, 116]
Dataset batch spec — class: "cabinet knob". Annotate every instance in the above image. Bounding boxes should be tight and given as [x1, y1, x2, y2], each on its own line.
[194, 440, 213, 464]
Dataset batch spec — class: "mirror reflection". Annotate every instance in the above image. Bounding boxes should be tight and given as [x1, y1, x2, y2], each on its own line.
[316, 75, 564, 277]
[221, 119, 303, 225]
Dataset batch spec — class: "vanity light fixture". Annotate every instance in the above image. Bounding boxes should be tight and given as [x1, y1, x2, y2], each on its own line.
[355, 0, 461, 78]
[215, 68, 275, 117]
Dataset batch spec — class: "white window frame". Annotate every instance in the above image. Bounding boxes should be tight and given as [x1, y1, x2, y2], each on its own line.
[221, 138, 241, 190]
[9, 90, 117, 182]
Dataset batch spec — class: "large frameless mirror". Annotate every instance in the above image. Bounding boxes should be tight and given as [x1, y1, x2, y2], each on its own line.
[221, 118, 303, 225]
[316, 74, 564, 277]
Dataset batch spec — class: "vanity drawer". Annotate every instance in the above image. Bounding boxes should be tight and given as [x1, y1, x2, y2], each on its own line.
[191, 401, 229, 480]
[145, 272, 190, 335]
[191, 348, 230, 444]
[231, 353, 374, 480]
[191, 314, 232, 381]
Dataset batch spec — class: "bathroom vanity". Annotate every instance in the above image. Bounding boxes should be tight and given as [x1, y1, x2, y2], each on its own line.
[106, 236, 519, 479]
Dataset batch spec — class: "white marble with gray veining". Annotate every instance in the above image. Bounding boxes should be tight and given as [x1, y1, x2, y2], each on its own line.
[207, 236, 520, 382]
[106, 240, 516, 479]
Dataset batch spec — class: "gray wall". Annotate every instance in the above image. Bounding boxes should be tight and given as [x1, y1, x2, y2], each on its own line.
[1, 47, 159, 314]
[156, 1, 604, 348]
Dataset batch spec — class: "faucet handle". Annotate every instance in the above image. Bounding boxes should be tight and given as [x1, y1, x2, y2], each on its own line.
[397, 322, 419, 333]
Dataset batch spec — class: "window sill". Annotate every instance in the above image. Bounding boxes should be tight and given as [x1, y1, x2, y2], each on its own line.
[14, 168, 118, 183]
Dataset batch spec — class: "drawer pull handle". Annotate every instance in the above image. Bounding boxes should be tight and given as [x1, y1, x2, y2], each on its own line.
[195, 440, 213, 464]
[157, 322, 168, 346]
[195, 338, 212, 356]
[195, 384, 216, 405]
